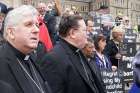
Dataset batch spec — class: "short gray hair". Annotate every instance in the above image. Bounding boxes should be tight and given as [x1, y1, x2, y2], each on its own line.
[4, 5, 38, 40]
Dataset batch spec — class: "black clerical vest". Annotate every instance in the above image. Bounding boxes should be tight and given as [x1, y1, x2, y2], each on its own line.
[17, 56, 45, 93]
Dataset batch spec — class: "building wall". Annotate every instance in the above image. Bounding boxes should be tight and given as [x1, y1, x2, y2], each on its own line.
[130, 0, 140, 25]
[63, 1, 89, 17]
[1, 0, 51, 7]
[1, 0, 140, 25]
[91, 0, 140, 26]
[1, 0, 32, 7]
[110, 0, 140, 26]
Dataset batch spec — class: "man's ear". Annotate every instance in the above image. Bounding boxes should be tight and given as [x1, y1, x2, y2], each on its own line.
[7, 28, 15, 40]
[69, 28, 76, 39]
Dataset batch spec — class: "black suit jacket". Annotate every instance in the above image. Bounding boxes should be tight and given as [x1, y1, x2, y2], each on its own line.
[0, 80, 16, 93]
[40, 39, 106, 93]
[0, 43, 51, 93]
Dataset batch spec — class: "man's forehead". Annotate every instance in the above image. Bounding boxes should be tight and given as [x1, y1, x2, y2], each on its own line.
[87, 42, 94, 47]
[78, 20, 86, 27]
[38, 3, 46, 8]
[88, 20, 93, 24]
[22, 16, 38, 23]
[87, 20, 93, 25]
[0, 12, 5, 17]
[116, 32, 123, 34]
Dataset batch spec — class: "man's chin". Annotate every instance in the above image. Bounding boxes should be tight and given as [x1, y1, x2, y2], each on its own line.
[29, 44, 38, 49]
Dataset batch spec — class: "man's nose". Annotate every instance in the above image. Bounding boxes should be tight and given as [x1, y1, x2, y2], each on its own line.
[33, 24, 39, 33]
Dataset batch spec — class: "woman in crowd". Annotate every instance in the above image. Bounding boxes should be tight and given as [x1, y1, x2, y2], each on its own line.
[94, 35, 112, 70]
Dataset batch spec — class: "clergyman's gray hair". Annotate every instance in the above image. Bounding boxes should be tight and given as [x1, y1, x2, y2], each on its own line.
[3, 5, 38, 40]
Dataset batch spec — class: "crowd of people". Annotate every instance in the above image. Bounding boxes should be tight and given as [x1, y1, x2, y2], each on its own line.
[0, 1, 140, 93]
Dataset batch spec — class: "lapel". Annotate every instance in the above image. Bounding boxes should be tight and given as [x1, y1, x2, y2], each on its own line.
[88, 57, 103, 82]
[88, 57, 99, 76]
[6, 45, 32, 93]
[59, 40, 96, 92]
[88, 57, 106, 93]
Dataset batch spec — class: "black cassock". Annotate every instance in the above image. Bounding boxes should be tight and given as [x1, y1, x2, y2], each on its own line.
[0, 42, 52, 93]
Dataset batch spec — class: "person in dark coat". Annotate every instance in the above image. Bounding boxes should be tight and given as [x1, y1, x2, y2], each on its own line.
[85, 18, 97, 40]
[0, 2, 7, 30]
[82, 38, 106, 89]
[39, 15, 106, 93]
[104, 26, 124, 67]
[0, 2, 8, 45]
[44, 0, 62, 45]
[0, 5, 51, 93]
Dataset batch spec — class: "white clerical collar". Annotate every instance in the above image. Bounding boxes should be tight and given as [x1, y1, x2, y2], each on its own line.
[24, 55, 30, 61]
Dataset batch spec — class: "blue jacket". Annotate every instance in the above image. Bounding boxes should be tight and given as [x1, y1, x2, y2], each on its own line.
[95, 53, 112, 70]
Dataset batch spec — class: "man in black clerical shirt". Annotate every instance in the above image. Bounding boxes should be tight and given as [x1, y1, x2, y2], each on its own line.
[39, 15, 106, 93]
[0, 5, 51, 93]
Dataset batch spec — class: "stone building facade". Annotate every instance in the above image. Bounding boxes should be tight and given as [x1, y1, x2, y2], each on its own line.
[1, 0, 140, 26]
[91, 0, 140, 26]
